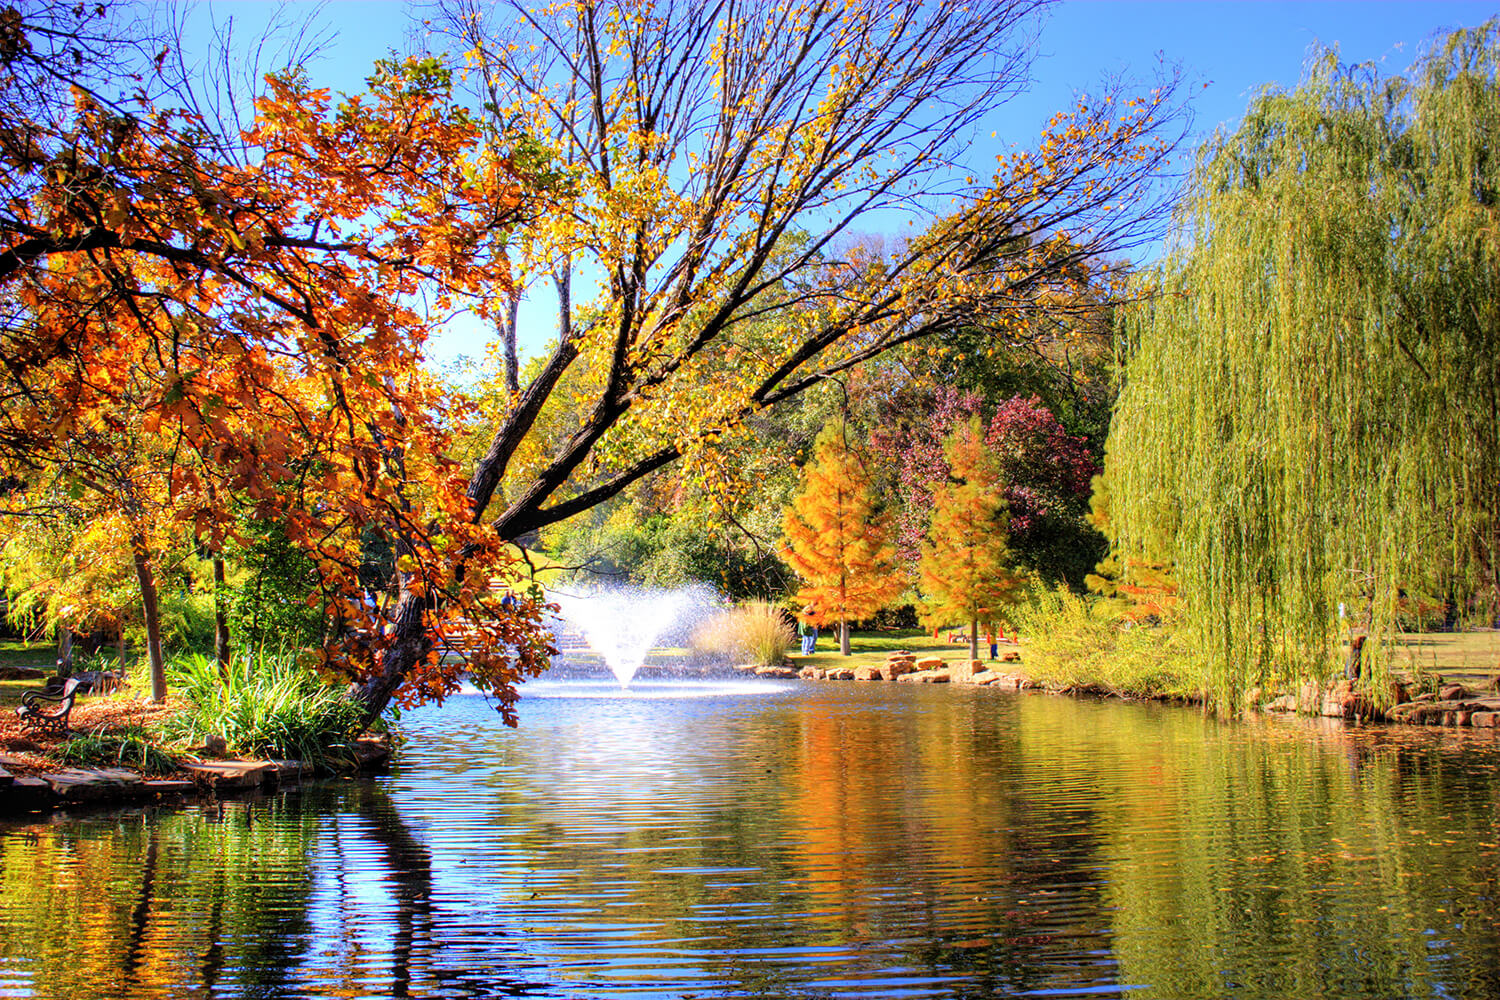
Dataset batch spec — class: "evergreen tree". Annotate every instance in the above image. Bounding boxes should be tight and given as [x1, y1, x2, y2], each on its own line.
[919, 418, 1027, 661]
[781, 419, 905, 655]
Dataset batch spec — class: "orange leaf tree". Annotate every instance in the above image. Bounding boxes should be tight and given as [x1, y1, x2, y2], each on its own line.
[0, 9, 553, 718]
[781, 420, 905, 655]
[919, 418, 1027, 661]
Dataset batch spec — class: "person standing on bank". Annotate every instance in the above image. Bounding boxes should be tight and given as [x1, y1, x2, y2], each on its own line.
[799, 604, 820, 655]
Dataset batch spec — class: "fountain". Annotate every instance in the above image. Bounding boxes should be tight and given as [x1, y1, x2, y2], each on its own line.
[549, 584, 717, 687]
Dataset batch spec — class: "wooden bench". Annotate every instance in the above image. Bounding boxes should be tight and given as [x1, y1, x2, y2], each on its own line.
[15, 677, 86, 736]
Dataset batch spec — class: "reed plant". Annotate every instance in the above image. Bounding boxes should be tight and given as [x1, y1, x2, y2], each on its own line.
[164, 648, 366, 766]
[690, 601, 796, 666]
[1010, 585, 1201, 700]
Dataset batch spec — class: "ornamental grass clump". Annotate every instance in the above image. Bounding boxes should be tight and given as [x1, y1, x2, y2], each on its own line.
[165, 649, 366, 767]
[690, 601, 796, 666]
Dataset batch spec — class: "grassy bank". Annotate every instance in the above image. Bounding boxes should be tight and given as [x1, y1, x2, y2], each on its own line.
[789, 628, 994, 671]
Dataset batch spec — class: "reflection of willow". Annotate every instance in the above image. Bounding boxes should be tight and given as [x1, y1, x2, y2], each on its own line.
[1011, 697, 1500, 1000]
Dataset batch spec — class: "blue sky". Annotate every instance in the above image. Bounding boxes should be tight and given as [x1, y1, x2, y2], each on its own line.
[194, 1, 1497, 366]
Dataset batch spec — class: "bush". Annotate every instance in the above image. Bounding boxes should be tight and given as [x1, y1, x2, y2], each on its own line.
[163, 649, 367, 767]
[690, 601, 796, 665]
[51, 725, 178, 776]
[1009, 585, 1201, 699]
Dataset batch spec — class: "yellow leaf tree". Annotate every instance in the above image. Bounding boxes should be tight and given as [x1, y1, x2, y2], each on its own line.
[920, 418, 1027, 661]
[782, 420, 905, 655]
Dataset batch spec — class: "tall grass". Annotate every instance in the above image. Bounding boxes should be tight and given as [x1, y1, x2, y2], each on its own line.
[1010, 585, 1202, 700]
[690, 601, 796, 665]
[163, 649, 366, 766]
[51, 725, 179, 775]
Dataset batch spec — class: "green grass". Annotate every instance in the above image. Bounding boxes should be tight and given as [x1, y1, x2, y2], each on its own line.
[0, 641, 51, 669]
[0, 677, 39, 705]
[1389, 630, 1500, 685]
[51, 726, 178, 775]
[790, 628, 982, 670]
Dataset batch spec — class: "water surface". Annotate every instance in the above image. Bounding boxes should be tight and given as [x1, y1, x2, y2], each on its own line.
[3, 681, 1499, 998]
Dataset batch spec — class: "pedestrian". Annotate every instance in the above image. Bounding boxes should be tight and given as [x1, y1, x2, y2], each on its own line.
[800, 604, 820, 655]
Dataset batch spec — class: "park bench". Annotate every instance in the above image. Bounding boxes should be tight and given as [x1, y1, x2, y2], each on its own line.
[15, 677, 85, 736]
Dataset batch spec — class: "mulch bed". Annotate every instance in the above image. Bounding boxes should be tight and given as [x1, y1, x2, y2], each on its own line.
[0, 697, 181, 776]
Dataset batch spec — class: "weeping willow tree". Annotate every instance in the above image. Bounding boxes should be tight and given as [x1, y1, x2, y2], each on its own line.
[1106, 22, 1500, 711]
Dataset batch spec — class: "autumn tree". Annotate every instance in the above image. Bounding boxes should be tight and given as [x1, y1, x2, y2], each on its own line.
[1, 0, 1183, 721]
[871, 389, 1098, 584]
[439, 0, 1180, 547]
[0, 4, 554, 717]
[919, 418, 1027, 660]
[781, 419, 904, 655]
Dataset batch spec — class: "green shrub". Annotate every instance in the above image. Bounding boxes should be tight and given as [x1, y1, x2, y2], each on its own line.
[690, 601, 796, 665]
[51, 726, 179, 776]
[163, 649, 367, 767]
[1010, 585, 1202, 699]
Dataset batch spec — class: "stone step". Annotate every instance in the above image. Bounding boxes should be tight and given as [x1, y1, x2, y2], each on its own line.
[183, 760, 277, 791]
[40, 767, 143, 803]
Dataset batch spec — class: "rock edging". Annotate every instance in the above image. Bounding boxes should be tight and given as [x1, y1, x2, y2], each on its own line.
[0, 736, 391, 817]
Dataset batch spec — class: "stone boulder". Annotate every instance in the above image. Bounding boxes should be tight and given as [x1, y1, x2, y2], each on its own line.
[881, 658, 916, 680]
[827, 668, 856, 681]
[853, 665, 884, 682]
[755, 665, 799, 679]
[949, 659, 980, 683]
[897, 669, 950, 684]
[1000, 651, 1021, 663]
[184, 760, 276, 792]
[0, 665, 46, 681]
[798, 666, 826, 680]
[970, 670, 1002, 686]
[1263, 694, 1298, 713]
[3, 776, 54, 811]
[913, 656, 945, 671]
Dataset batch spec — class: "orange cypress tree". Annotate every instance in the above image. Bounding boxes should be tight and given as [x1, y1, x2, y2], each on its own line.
[782, 420, 906, 655]
[920, 418, 1027, 661]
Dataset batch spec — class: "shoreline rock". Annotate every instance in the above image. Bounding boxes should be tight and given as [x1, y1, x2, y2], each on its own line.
[0, 735, 392, 819]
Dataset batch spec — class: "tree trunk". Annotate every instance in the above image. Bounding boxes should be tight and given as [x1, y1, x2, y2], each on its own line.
[968, 616, 979, 662]
[115, 629, 126, 676]
[348, 582, 432, 728]
[55, 626, 73, 678]
[840, 619, 851, 656]
[131, 533, 167, 704]
[213, 554, 230, 671]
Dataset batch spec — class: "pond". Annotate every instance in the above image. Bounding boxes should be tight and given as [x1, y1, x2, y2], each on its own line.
[3, 679, 1500, 999]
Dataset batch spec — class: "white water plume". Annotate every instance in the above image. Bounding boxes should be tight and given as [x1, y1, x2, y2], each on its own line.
[550, 584, 718, 686]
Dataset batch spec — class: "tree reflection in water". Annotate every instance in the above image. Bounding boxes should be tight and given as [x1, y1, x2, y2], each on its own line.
[1, 686, 1499, 999]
